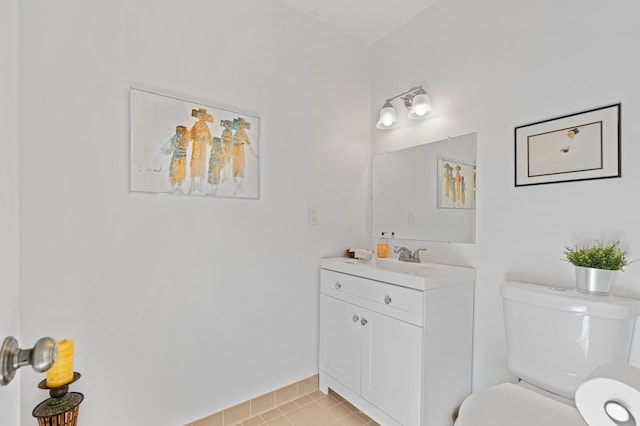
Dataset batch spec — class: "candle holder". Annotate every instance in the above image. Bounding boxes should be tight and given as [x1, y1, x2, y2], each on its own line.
[32, 372, 84, 426]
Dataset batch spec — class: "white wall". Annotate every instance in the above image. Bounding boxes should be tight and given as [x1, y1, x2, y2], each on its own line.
[371, 0, 640, 391]
[16, 0, 640, 422]
[18, 1, 370, 425]
[0, 0, 21, 423]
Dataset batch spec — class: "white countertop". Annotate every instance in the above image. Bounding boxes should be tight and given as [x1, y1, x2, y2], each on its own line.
[321, 257, 476, 291]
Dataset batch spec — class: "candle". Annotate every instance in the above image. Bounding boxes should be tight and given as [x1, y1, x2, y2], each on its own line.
[46, 339, 74, 388]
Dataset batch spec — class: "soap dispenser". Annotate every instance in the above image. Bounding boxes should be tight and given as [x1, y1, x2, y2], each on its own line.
[377, 232, 389, 258]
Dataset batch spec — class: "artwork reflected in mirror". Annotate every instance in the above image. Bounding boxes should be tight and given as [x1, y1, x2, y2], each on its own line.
[372, 133, 476, 243]
[437, 159, 476, 209]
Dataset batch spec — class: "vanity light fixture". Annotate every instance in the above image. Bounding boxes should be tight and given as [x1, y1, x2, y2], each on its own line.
[375, 85, 433, 129]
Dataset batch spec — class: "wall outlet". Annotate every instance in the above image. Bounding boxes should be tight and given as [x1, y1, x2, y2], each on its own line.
[308, 205, 320, 225]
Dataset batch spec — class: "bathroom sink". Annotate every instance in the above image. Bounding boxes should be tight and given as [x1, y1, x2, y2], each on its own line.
[373, 258, 438, 274]
[321, 257, 475, 291]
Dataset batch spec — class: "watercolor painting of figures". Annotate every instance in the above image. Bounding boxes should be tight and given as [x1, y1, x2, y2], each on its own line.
[130, 87, 260, 199]
[437, 158, 476, 209]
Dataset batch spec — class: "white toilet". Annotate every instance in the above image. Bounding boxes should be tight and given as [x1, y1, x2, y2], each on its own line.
[455, 281, 640, 426]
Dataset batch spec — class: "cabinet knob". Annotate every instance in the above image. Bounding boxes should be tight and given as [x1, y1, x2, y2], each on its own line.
[352, 314, 359, 323]
[384, 295, 392, 305]
[360, 318, 368, 326]
[335, 282, 342, 290]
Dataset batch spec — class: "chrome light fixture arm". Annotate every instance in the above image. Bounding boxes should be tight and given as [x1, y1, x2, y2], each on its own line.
[384, 85, 425, 107]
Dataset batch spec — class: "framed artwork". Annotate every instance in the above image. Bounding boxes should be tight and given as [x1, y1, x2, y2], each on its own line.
[515, 104, 620, 187]
[130, 86, 260, 199]
[437, 158, 476, 209]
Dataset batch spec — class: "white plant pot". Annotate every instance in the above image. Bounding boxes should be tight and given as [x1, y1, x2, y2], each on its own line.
[574, 266, 618, 295]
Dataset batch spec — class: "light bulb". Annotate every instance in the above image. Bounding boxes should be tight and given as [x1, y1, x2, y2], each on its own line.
[408, 90, 432, 119]
[376, 101, 397, 129]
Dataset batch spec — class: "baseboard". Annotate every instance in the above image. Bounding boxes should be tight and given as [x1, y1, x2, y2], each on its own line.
[187, 374, 319, 426]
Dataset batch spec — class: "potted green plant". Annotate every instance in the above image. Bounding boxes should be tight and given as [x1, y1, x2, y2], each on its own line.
[564, 240, 632, 295]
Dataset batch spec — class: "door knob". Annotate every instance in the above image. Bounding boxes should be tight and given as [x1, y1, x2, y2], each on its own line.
[335, 282, 342, 290]
[1, 337, 58, 386]
[360, 318, 368, 326]
[352, 314, 359, 323]
[384, 295, 392, 305]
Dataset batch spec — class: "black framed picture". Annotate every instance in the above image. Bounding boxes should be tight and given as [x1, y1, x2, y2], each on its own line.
[514, 103, 621, 187]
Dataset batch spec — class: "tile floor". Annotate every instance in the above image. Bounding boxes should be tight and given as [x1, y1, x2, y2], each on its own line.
[233, 389, 379, 426]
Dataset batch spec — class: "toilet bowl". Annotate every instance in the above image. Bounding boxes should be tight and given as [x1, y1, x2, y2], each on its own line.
[455, 281, 640, 425]
[455, 382, 586, 425]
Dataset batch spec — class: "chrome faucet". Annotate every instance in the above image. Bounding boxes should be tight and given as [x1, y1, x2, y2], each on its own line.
[394, 246, 412, 262]
[411, 248, 427, 263]
[394, 246, 427, 263]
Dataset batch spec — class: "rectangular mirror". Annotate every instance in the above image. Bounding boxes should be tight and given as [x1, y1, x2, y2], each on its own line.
[372, 132, 476, 243]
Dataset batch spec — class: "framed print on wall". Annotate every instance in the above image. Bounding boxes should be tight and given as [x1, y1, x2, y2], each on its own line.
[514, 103, 620, 187]
[130, 86, 260, 199]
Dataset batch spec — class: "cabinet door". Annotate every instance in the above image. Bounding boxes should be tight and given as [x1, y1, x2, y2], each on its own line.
[361, 310, 422, 425]
[319, 295, 362, 393]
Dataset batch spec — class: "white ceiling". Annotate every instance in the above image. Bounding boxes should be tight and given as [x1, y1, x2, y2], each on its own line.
[278, 0, 441, 45]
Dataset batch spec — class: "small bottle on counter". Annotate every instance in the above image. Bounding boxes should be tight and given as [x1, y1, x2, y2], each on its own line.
[377, 232, 389, 258]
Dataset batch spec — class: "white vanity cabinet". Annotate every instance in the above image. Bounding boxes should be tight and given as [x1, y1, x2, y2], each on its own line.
[319, 258, 475, 426]
[320, 277, 423, 425]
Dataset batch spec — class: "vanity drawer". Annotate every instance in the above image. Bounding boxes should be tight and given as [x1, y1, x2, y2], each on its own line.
[321, 269, 423, 326]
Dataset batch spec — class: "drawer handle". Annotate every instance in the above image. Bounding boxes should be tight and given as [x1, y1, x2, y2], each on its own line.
[360, 317, 368, 326]
[384, 295, 392, 305]
[352, 314, 359, 323]
[335, 282, 342, 290]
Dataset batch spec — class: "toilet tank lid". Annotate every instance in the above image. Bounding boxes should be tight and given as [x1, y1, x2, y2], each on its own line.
[501, 281, 640, 319]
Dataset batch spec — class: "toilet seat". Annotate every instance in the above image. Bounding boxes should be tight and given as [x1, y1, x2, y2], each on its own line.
[455, 382, 587, 426]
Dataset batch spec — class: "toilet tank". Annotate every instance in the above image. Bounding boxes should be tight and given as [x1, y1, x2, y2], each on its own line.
[501, 281, 640, 400]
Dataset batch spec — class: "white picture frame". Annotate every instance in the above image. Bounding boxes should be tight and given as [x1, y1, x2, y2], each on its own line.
[130, 86, 260, 199]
